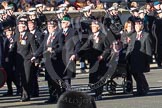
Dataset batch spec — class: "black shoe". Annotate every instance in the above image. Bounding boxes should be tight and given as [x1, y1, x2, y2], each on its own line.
[3, 92, 13, 96]
[20, 97, 30, 102]
[44, 98, 57, 104]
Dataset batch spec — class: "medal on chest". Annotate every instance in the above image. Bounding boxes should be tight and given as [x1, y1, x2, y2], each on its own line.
[19, 35, 28, 45]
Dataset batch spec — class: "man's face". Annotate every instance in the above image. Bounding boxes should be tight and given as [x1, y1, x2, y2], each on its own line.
[61, 21, 70, 29]
[29, 14, 36, 20]
[4, 29, 13, 38]
[37, 6, 43, 13]
[28, 22, 35, 31]
[91, 24, 100, 33]
[18, 22, 27, 33]
[139, 13, 145, 19]
[135, 22, 143, 32]
[47, 24, 56, 33]
[133, 11, 139, 17]
[112, 9, 118, 15]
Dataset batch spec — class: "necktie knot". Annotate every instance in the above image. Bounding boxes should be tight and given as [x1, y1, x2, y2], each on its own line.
[47, 33, 55, 46]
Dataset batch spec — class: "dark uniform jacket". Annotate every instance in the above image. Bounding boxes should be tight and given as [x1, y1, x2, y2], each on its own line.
[32, 29, 44, 48]
[34, 29, 64, 60]
[61, 27, 81, 79]
[78, 32, 111, 60]
[13, 32, 37, 60]
[34, 29, 64, 78]
[77, 31, 111, 83]
[126, 31, 152, 73]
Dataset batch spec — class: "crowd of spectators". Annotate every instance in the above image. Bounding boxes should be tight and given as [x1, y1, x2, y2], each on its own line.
[0, 0, 109, 12]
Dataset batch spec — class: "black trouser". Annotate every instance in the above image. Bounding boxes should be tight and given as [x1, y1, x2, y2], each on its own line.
[126, 64, 133, 91]
[30, 65, 39, 96]
[89, 60, 107, 96]
[22, 60, 34, 99]
[132, 72, 149, 94]
[45, 53, 64, 99]
[155, 52, 162, 66]
[46, 73, 62, 99]
[3, 61, 20, 93]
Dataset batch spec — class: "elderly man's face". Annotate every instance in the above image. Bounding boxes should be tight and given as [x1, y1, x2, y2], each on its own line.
[91, 23, 100, 33]
[18, 22, 27, 33]
[61, 21, 70, 29]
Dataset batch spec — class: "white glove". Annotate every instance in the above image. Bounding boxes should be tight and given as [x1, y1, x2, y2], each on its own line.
[31, 57, 36, 62]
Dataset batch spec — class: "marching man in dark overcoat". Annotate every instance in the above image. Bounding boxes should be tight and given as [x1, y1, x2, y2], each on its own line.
[61, 16, 81, 91]
[31, 19, 65, 103]
[12, 16, 37, 102]
[77, 20, 111, 100]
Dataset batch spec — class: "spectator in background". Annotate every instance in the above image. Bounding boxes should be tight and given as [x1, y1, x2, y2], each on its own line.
[87, 0, 95, 9]
[17, 0, 27, 11]
[153, 1, 161, 17]
[1, 1, 8, 9]
[96, 3, 103, 10]
[8, 0, 18, 12]
[73, 0, 87, 10]
[58, 0, 70, 8]
[24, 3, 31, 12]
[130, 1, 139, 9]
[49, 0, 57, 10]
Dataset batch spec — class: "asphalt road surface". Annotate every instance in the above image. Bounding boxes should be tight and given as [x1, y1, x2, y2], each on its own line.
[0, 63, 162, 108]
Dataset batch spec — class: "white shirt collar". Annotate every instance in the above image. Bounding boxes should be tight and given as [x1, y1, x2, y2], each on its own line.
[49, 32, 55, 36]
[63, 28, 68, 33]
[20, 32, 26, 37]
[30, 29, 36, 34]
[137, 31, 142, 35]
[94, 31, 100, 37]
